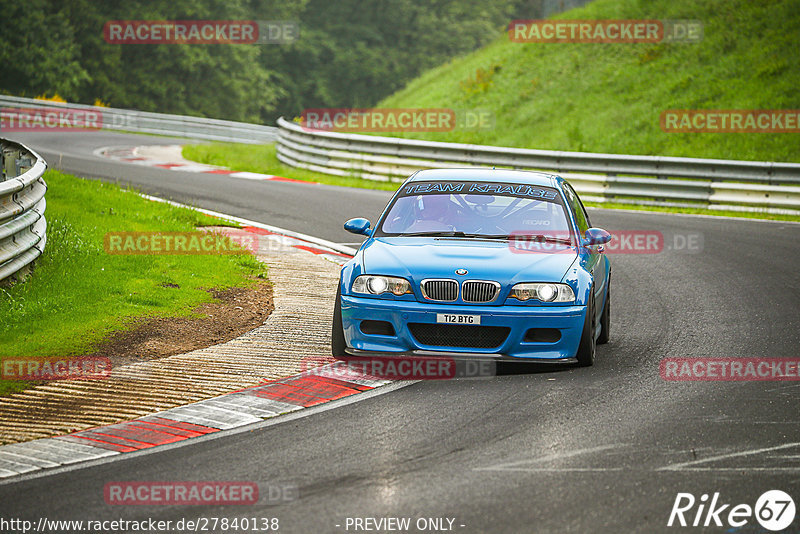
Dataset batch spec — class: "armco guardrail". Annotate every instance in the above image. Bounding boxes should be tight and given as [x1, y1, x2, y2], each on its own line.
[276, 117, 800, 215]
[0, 139, 47, 283]
[0, 95, 277, 144]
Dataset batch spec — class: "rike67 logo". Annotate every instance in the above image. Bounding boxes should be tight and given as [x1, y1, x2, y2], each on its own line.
[668, 490, 795, 531]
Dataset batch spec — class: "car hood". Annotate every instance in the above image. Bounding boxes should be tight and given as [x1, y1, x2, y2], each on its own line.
[360, 237, 578, 285]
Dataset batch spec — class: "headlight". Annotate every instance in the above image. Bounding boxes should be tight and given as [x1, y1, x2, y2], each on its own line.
[509, 283, 575, 303]
[352, 275, 412, 296]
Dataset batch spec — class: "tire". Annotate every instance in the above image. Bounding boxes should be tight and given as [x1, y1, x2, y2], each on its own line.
[331, 286, 348, 359]
[575, 289, 596, 367]
[597, 280, 610, 345]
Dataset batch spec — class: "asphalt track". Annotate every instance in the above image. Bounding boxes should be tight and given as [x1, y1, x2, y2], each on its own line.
[1, 131, 799, 533]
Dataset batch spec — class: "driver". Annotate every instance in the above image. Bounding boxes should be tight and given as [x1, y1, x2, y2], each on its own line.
[405, 194, 456, 232]
[417, 195, 452, 221]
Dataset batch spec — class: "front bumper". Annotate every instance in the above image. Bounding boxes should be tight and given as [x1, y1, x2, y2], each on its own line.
[341, 294, 586, 361]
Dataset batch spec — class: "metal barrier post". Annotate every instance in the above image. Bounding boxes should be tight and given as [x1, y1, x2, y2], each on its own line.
[3, 147, 18, 179]
[0, 139, 48, 284]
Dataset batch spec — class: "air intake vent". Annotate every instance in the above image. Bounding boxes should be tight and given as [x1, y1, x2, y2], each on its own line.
[421, 279, 458, 302]
[360, 320, 396, 336]
[524, 328, 561, 343]
[408, 323, 510, 349]
[462, 280, 500, 303]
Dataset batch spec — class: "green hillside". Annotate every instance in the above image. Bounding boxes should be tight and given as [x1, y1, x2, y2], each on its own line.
[378, 0, 800, 162]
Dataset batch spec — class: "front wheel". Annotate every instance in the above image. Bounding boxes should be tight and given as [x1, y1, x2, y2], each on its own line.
[575, 290, 596, 367]
[331, 286, 348, 359]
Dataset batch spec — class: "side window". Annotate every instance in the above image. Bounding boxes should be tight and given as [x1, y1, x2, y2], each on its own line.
[563, 183, 590, 234]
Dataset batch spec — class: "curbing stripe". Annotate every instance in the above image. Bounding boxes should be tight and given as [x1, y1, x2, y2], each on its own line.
[230, 171, 275, 180]
[251, 385, 334, 407]
[137, 417, 219, 435]
[280, 375, 364, 400]
[29, 439, 119, 464]
[202, 396, 296, 418]
[138, 194, 358, 256]
[0, 363, 399, 479]
[70, 433, 148, 452]
[293, 243, 351, 258]
[151, 407, 259, 430]
[236, 226, 353, 262]
[308, 375, 375, 392]
[0, 443, 80, 465]
[95, 145, 318, 184]
[214, 395, 303, 416]
[43, 437, 119, 456]
[0, 201, 387, 481]
[49, 437, 121, 457]
[0, 451, 60, 469]
[91, 424, 189, 446]
[0, 458, 40, 475]
[125, 421, 205, 439]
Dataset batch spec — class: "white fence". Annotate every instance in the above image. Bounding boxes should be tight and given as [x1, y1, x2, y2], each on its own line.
[2, 96, 798, 215]
[276, 117, 800, 215]
[0, 95, 278, 144]
[0, 139, 47, 283]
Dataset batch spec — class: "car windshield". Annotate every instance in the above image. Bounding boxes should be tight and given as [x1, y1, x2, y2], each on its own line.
[376, 180, 573, 240]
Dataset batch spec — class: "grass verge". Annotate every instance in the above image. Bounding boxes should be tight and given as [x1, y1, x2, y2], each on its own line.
[182, 142, 399, 191]
[0, 169, 267, 396]
[377, 0, 800, 163]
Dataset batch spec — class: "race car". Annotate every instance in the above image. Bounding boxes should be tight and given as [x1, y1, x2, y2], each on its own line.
[332, 168, 612, 366]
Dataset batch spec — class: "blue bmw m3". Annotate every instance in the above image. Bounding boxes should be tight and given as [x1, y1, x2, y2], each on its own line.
[332, 168, 612, 367]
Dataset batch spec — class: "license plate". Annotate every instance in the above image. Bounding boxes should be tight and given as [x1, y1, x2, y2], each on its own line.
[436, 314, 481, 325]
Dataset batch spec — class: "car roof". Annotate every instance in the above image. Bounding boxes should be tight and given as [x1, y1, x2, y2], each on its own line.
[408, 168, 559, 188]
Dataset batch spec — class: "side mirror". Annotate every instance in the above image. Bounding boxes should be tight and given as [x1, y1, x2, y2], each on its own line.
[344, 217, 372, 236]
[582, 228, 612, 246]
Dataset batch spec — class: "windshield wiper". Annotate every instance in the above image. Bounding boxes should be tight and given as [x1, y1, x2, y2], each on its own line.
[397, 231, 509, 240]
[394, 232, 573, 244]
[397, 231, 469, 237]
[511, 234, 574, 245]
